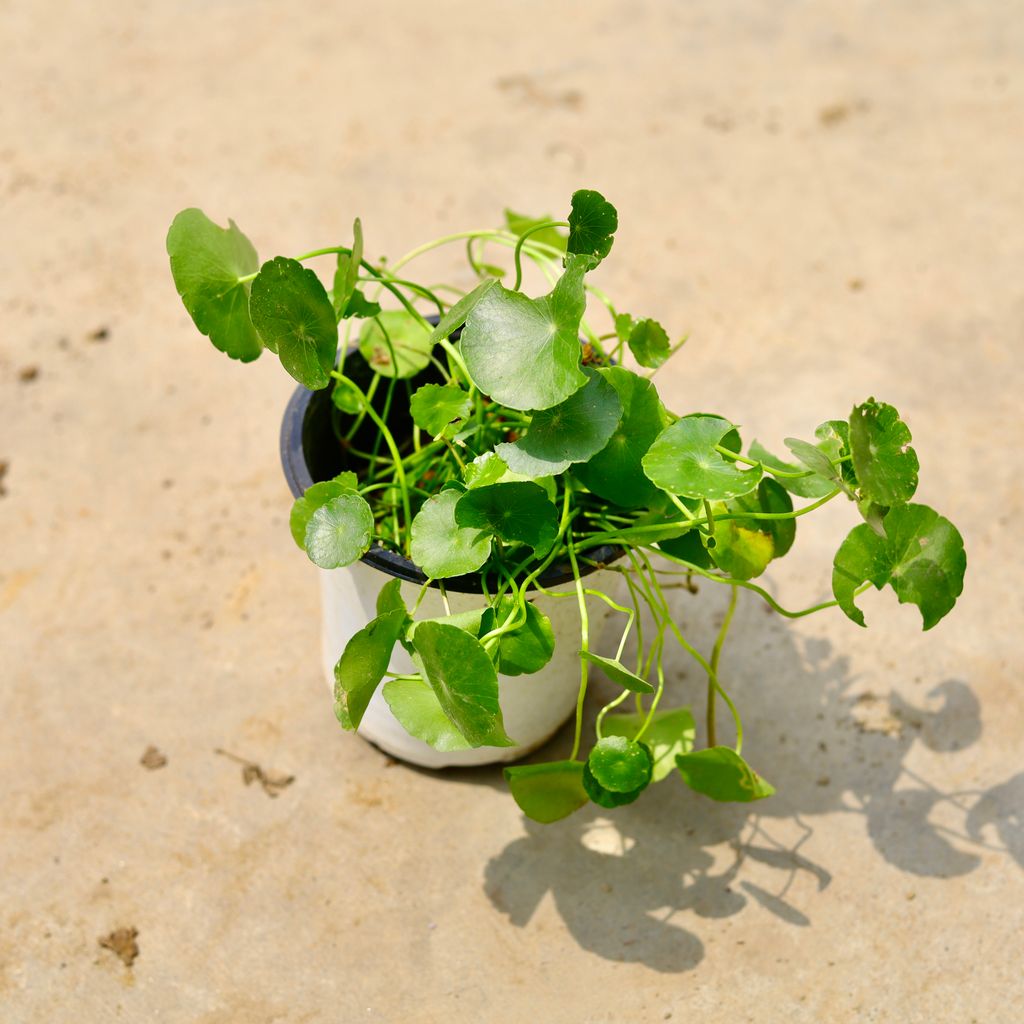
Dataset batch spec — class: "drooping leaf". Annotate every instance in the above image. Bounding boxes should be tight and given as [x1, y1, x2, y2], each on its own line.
[643, 414, 763, 501]
[784, 437, 845, 494]
[566, 189, 618, 266]
[849, 399, 919, 506]
[832, 502, 966, 629]
[359, 310, 434, 379]
[289, 473, 358, 548]
[410, 489, 492, 579]
[657, 527, 716, 568]
[333, 608, 407, 730]
[455, 482, 558, 555]
[460, 255, 593, 411]
[330, 376, 363, 414]
[588, 736, 653, 793]
[579, 651, 654, 694]
[504, 761, 588, 823]
[412, 621, 514, 747]
[410, 382, 472, 437]
[675, 747, 775, 802]
[479, 599, 555, 676]
[603, 708, 695, 783]
[748, 440, 835, 499]
[303, 493, 374, 569]
[166, 208, 262, 361]
[574, 367, 667, 507]
[427, 278, 497, 347]
[708, 519, 774, 580]
[332, 218, 363, 318]
[504, 209, 568, 252]
[496, 368, 622, 477]
[627, 318, 671, 369]
[382, 676, 472, 752]
[708, 478, 795, 580]
[249, 257, 339, 389]
[376, 577, 407, 616]
[816, 419, 858, 488]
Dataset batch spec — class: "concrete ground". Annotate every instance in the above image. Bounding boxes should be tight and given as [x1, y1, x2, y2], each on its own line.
[2, 2, 1022, 1020]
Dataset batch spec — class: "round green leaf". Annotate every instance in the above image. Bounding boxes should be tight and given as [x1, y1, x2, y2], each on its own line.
[382, 676, 472, 752]
[249, 256, 339, 390]
[410, 382, 472, 438]
[643, 414, 763, 500]
[460, 256, 592, 412]
[480, 599, 555, 676]
[166, 208, 262, 362]
[627, 318, 670, 369]
[849, 399, 919, 506]
[676, 747, 775, 802]
[603, 708, 696, 783]
[581, 761, 645, 808]
[455, 482, 558, 555]
[579, 651, 654, 694]
[412, 621, 513, 747]
[359, 310, 434, 379]
[587, 736, 653, 793]
[289, 474, 358, 548]
[832, 502, 966, 630]
[566, 189, 618, 266]
[504, 761, 588, 823]
[497, 368, 623, 477]
[574, 367, 667, 508]
[303, 493, 374, 569]
[410, 489, 492, 579]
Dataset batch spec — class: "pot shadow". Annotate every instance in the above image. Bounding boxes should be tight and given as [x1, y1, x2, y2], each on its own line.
[469, 588, 1019, 973]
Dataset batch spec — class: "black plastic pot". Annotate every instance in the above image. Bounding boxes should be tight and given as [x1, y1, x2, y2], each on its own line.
[279, 350, 623, 594]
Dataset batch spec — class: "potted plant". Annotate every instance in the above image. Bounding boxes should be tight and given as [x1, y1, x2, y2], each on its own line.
[166, 190, 966, 824]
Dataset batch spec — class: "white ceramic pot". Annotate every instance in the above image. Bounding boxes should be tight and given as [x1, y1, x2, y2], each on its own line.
[318, 559, 615, 768]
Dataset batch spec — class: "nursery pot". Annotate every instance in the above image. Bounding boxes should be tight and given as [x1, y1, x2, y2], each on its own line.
[280, 351, 623, 768]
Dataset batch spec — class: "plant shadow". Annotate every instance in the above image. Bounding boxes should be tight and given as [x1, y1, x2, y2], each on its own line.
[474, 587, 1018, 973]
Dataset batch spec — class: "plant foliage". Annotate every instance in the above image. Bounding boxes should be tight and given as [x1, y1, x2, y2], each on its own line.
[168, 188, 966, 824]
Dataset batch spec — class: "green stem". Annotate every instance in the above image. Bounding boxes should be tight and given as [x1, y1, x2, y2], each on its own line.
[512, 221, 568, 291]
[707, 587, 738, 747]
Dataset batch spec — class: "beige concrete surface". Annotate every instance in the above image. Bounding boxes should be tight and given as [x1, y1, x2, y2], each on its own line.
[2, 1, 1022, 1020]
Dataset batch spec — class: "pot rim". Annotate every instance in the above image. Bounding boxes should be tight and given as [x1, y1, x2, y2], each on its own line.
[280, 382, 624, 594]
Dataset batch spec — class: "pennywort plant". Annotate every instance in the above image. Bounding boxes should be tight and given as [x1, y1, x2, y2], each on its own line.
[167, 190, 966, 823]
